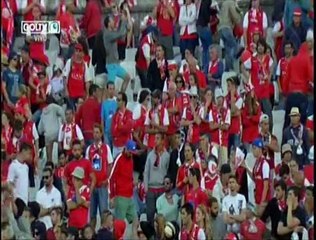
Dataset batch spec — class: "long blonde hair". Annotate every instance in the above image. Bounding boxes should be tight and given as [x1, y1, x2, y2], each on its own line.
[196, 205, 212, 240]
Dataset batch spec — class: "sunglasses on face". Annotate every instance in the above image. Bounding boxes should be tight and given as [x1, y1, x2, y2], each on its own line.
[176, 80, 182, 83]
[42, 175, 50, 180]
[190, 96, 198, 99]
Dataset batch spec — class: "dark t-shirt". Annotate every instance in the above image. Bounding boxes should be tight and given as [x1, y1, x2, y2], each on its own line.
[279, 205, 307, 240]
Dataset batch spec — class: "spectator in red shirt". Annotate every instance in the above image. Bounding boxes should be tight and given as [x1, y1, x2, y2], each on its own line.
[109, 140, 139, 239]
[67, 166, 91, 230]
[76, 84, 101, 146]
[80, 0, 103, 49]
[85, 123, 113, 230]
[185, 167, 208, 210]
[276, 41, 294, 107]
[63, 140, 96, 199]
[240, 203, 267, 240]
[241, 86, 261, 152]
[153, 0, 176, 60]
[111, 91, 133, 158]
[21, 0, 45, 21]
[63, 43, 92, 110]
[284, 42, 313, 127]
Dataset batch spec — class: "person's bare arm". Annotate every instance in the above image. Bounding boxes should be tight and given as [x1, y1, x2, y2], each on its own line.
[277, 222, 293, 235]
[231, 209, 246, 223]
[22, 2, 36, 14]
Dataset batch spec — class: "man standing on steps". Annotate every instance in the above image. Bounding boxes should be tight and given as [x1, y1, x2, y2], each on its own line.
[109, 140, 139, 239]
[85, 124, 113, 230]
[103, 11, 131, 92]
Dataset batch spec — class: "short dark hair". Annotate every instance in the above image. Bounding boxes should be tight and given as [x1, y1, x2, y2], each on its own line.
[257, 37, 268, 53]
[20, 142, 33, 152]
[209, 196, 218, 207]
[13, 119, 24, 131]
[72, 139, 82, 147]
[51, 206, 63, 218]
[288, 186, 301, 199]
[139, 89, 150, 104]
[43, 167, 53, 176]
[118, 91, 128, 106]
[181, 203, 194, 219]
[89, 84, 99, 96]
[279, 164, 290, 177]
[106, 81, 115, 89]
[45, 161, 55, 170]
[185, 142, 195, 153]
[58, 150, 66, 158]
[104, 15, 112, 28]
[189, 167, 201, 182]
[284, 40, 294, 49]
[228, 174, 238, 182]
[274, 179, 287, 191]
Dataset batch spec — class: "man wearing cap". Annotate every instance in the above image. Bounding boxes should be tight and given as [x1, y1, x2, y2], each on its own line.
[67, 166, 91, 230]
[284, 7, 308, 52]
[2, 51, 24, 108]
[136, 30, 158, 89]
[242, 138, 270, 216]
[209, 88, 231, 166]
[282, 107, 310, 168]
[147, 44, 170, 92]
[275, 144, 293, 177]
[109, 140, 139, 238]
[144, 89, 169, 150]
[63, 42, 92, 110]
[180, 86, 203, 146]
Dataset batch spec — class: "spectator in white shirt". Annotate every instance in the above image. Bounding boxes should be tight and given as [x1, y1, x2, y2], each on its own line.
[36, 167, 62, 230]
[7, 142, 33, 205]
[222, 174, 247, 235]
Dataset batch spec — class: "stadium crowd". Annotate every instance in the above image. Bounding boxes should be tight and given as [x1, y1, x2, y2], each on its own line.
[0, 0, 314, 239]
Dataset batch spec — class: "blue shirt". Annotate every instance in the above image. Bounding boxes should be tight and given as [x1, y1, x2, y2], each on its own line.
[3, 68, 24, 104]
[101, 98, 118, 138]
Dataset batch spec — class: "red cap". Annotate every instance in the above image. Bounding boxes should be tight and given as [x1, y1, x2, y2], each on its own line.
[293, 7, 302, 16]
[74, 43, 83, 51]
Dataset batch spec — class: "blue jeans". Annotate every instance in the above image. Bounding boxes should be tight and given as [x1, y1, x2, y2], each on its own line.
[179, 38, 198, 59]
[90, 187, 109, 219]
[197, 26, 212, 74]
[220, 27, 238, 71]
